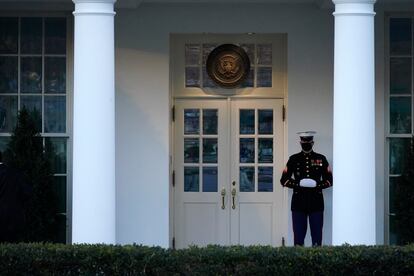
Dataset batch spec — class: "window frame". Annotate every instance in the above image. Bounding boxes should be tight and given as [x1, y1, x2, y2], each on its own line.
[385, 14, 414, 245]
[0, 12, 73, 244]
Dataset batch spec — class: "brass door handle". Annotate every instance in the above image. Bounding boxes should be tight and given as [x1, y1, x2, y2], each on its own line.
[221, 188, 226, 209]
[231, 188, 236, 209]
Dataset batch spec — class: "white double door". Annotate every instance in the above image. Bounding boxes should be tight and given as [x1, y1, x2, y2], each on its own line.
[174, 98, 285, 248]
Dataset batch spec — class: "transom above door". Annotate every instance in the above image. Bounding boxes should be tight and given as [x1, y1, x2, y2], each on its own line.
[170, 33, 287, 99]
[173, 99, 285, 248]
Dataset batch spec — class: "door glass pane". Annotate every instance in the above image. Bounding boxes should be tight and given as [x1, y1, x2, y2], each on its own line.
[185, 67, 200, 88]
[257, 44, 272, 65]
[389, 138, 410, 175]
[46, 137, 67, 174]
[184, 138, 199, 163]
[390, 18, 412, 56]
[184, 167, 199, 192]
[240, 109, 255, 134]
[240, 138, 254, 163]
[0, 18, 18, 54]
[21, 18, 42, 54]
[258, 167, 273, 192]
[0, 96, 17, 132]
[257, 67, 272, 87]
[185, 44, 200, 66]
[0, 56, 18, 93]
[184, 109, 199, 134]
[21, 57, 42, 93]
[21, 95, 42, 132]
[240, 166, 254, 192]
[45, 57, 66, 93]
[45, 18, 66, 54]
[258, 109, 273, 134]
[203, 138, 217, 163]
[203, 167, 217, 192]
[203, 109, 217, 135]
[390, 58, 411, 95]
[44, 96, 66, 133]
[390, 97, 412, 134]
[258, 138, 273, 163]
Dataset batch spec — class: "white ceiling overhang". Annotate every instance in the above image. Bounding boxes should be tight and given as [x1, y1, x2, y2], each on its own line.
[0, 0, 411, 10]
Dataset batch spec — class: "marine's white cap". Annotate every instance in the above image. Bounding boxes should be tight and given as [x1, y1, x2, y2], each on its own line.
[297, 131, 316, 142]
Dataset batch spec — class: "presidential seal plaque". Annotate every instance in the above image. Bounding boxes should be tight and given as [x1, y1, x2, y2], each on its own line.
[206, 44, 250, 88]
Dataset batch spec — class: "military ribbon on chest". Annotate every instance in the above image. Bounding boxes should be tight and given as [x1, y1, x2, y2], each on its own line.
[311, 159, 323, 167]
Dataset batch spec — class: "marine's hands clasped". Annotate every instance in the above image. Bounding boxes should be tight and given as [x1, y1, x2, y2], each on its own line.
[299, 178, 317, 188]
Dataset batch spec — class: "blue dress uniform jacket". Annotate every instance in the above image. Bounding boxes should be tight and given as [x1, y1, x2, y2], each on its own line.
[280, 151, 332, 213]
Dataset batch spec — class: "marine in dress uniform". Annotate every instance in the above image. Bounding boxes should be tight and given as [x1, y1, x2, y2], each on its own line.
[280, 131, 332, 246]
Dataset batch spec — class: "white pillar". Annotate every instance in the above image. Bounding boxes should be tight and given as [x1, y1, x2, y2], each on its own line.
[332, 0, 376, 245]
[72, 0, 116, 244]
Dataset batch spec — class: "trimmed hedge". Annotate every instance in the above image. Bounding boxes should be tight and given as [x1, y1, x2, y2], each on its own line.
[1, 244, 414, 275]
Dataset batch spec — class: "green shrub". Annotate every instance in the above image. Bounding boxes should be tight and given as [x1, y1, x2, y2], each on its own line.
[0, 244, 414, 275]
[3, 109, 59, 242]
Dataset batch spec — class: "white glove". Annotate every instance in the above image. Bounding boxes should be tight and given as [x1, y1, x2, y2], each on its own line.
[299, 178, 317, 188]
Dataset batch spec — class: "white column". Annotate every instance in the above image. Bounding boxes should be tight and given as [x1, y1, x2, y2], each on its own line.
[332, 0, 376, 245]
[72, 0, 116, 244]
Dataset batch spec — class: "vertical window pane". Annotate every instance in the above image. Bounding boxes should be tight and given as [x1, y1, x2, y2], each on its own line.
[0, 136, 11, 152]
[390, 97, 412, 134]
[203, 109, 217, 135]
[53, 176, 66, 214]
[21, 95, 42, 132]
[45, 57, 66, 93]
[258, 167, 273, 192]
[202, 44, 217, 64]
[389, 214, 398, 245]
[240, 44, 255, 65]
[21, 57, 42, 93]
[258, 138, 273, 163]
[45, 18, 66, 54]
[44, 96, 66, 133]
[184, 138, 199, 163]
[21, 18, 42, 54]
[240, 138, 254, 163]
[257, 44, 272, 65]
[389, 176, 398, 215]
[203, 138, 217, 163]
[390, 58, 411, 95]
[46, 137, 67, 174]
[55, 214, 67, 243]
[389, 177, 401, 245]
[203, 167, 217, 192]
[0, 96, 17, 133]
[184, 109, 199, 135]
[390, 18, 412, 56]
[0, 56, 18, 93]
[240, 109, 255, 134]
[184, 167, 199, 192]
[203, 66, 218, 88]
[185, 44, 200, 66]
[185, 67, 200, 88]
[240, 167, 254, 192]
[257, 67, 272, 87]
[259, 109, 273, 134]
[0, 18, 18, 54]
[240, 68, 254, 88]
[389, 138, 410, 175]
